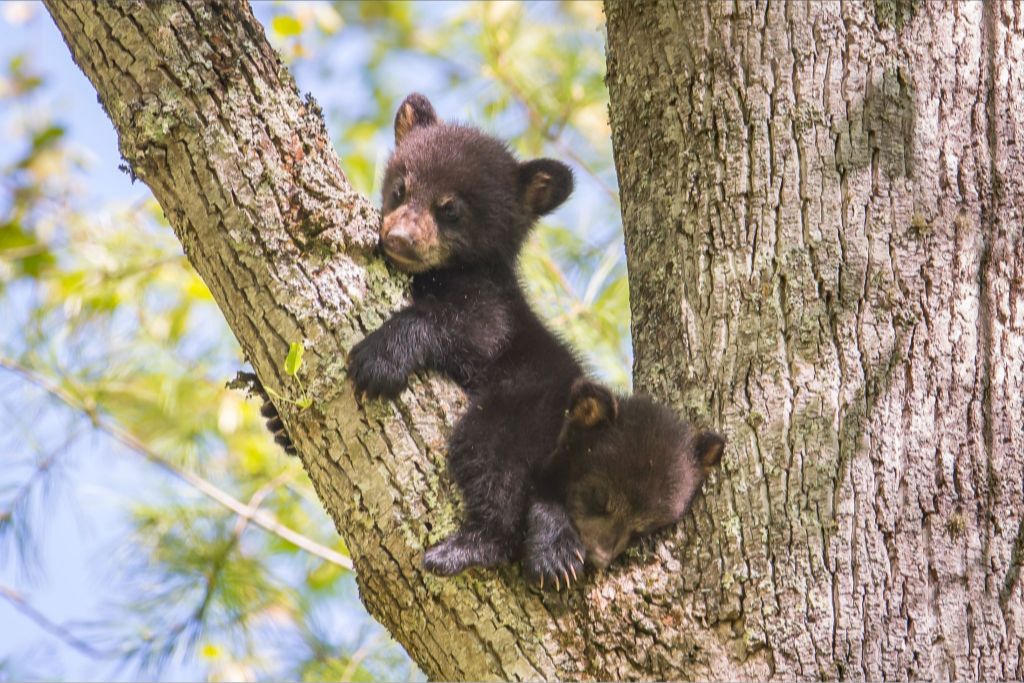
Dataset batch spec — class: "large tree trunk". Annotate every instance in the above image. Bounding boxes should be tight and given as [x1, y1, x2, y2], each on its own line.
[606, 0, 1024, 679]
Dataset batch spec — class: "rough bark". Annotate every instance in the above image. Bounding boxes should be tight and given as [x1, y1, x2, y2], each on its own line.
[606, 0, 1024, 679]
[40, 1, 526, 679]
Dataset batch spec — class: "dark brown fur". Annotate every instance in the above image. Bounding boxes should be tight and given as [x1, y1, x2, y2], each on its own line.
[535, 380, 725, 571]
[346, 94, 585, 582]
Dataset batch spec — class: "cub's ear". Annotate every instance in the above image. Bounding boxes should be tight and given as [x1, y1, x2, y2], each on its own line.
[519, 159, 573, 217]
[394, 93, 439, 145]
[694, 431, 725, 474]
[567, 379, 618, 428]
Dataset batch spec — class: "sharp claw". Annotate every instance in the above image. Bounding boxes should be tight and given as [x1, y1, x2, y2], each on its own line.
[554, 575, 560, 591]
[575, 549, 584, 564]
[570, 565, 578, 582]
[563, 570, 571, 588]
[539, 574, 544, 590]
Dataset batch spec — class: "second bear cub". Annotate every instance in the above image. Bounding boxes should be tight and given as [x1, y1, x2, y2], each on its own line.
[529, 380, 724, 582]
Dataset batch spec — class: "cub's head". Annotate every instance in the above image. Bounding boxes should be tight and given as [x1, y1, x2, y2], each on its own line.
[379, 93, 573, 273]
[554, 379, 724, 570]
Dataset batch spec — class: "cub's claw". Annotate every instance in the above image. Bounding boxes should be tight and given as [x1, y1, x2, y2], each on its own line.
[524, 532, 585, 591]
[524, 502, 587, 591]
[242, 373, 297, 456]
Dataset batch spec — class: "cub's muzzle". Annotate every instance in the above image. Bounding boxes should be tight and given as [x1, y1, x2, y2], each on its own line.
[378, 204, 447, 272]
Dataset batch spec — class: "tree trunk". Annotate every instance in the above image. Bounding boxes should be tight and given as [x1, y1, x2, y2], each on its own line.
[606, 0, 1024, 679]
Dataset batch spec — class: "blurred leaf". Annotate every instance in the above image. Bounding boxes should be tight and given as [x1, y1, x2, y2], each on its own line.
[0, 222, 34, 250]
[306, 560, 343, 591]
[30, 124, 64, 151]
[272, 15, 303, 37]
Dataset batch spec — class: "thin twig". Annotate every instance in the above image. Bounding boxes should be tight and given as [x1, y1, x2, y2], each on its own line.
[340, 632, 383, 682]
[232, 470, 294, 540]
[0, 583, 110, 659]
[477, 17, 620, 205]
[0, 358, 352, 571]
[1, 427, 81, 520]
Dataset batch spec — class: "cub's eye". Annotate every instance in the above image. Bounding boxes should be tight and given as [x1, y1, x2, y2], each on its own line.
[391, 179, 406, 205]
[435, 198, 460, 223]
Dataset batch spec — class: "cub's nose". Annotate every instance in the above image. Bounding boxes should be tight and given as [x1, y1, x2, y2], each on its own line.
[381, 229, 415, 260]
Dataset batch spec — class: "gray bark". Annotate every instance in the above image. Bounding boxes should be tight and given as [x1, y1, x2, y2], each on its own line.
[606, 0, 1024, 679]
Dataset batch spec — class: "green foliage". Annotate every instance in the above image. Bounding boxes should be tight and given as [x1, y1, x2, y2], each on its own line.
[0, 42, 382, 680]
[265, 342, 313, 410]
[0, 1, 625, 680]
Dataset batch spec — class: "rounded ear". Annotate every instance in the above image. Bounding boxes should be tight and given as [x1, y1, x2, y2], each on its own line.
[567, 378, 618, 428]
[694, 431, 725, 474]
[519, 159, 573, 217]
[394, 93, 439, 145]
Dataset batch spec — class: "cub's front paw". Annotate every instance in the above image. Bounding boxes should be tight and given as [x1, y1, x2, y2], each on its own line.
[524, 531, 585, 591]
[524, 503, 586, 591]
[346, 331, 410, 399]
[422, 533, 476, 576]
[423, 531, 510, 576]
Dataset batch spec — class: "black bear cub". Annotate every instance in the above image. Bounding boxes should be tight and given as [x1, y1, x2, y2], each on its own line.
[346, 93, 588, 582]
[347, 93, 725, 586]
[529, 380, 724, 582]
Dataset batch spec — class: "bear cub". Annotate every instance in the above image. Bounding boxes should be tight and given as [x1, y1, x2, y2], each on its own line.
[529, 380, 724, 584]
[349, 93, 725, 586]
[346, 93, 589, 584]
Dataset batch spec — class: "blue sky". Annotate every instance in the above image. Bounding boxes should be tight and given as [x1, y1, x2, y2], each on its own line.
[0, 6, 178, 679]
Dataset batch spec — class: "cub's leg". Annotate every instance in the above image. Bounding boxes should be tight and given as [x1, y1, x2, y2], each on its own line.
[422, 402, 531, 575]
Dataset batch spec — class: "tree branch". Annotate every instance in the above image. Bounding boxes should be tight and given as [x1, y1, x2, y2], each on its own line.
[0, 583, 110, 660]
